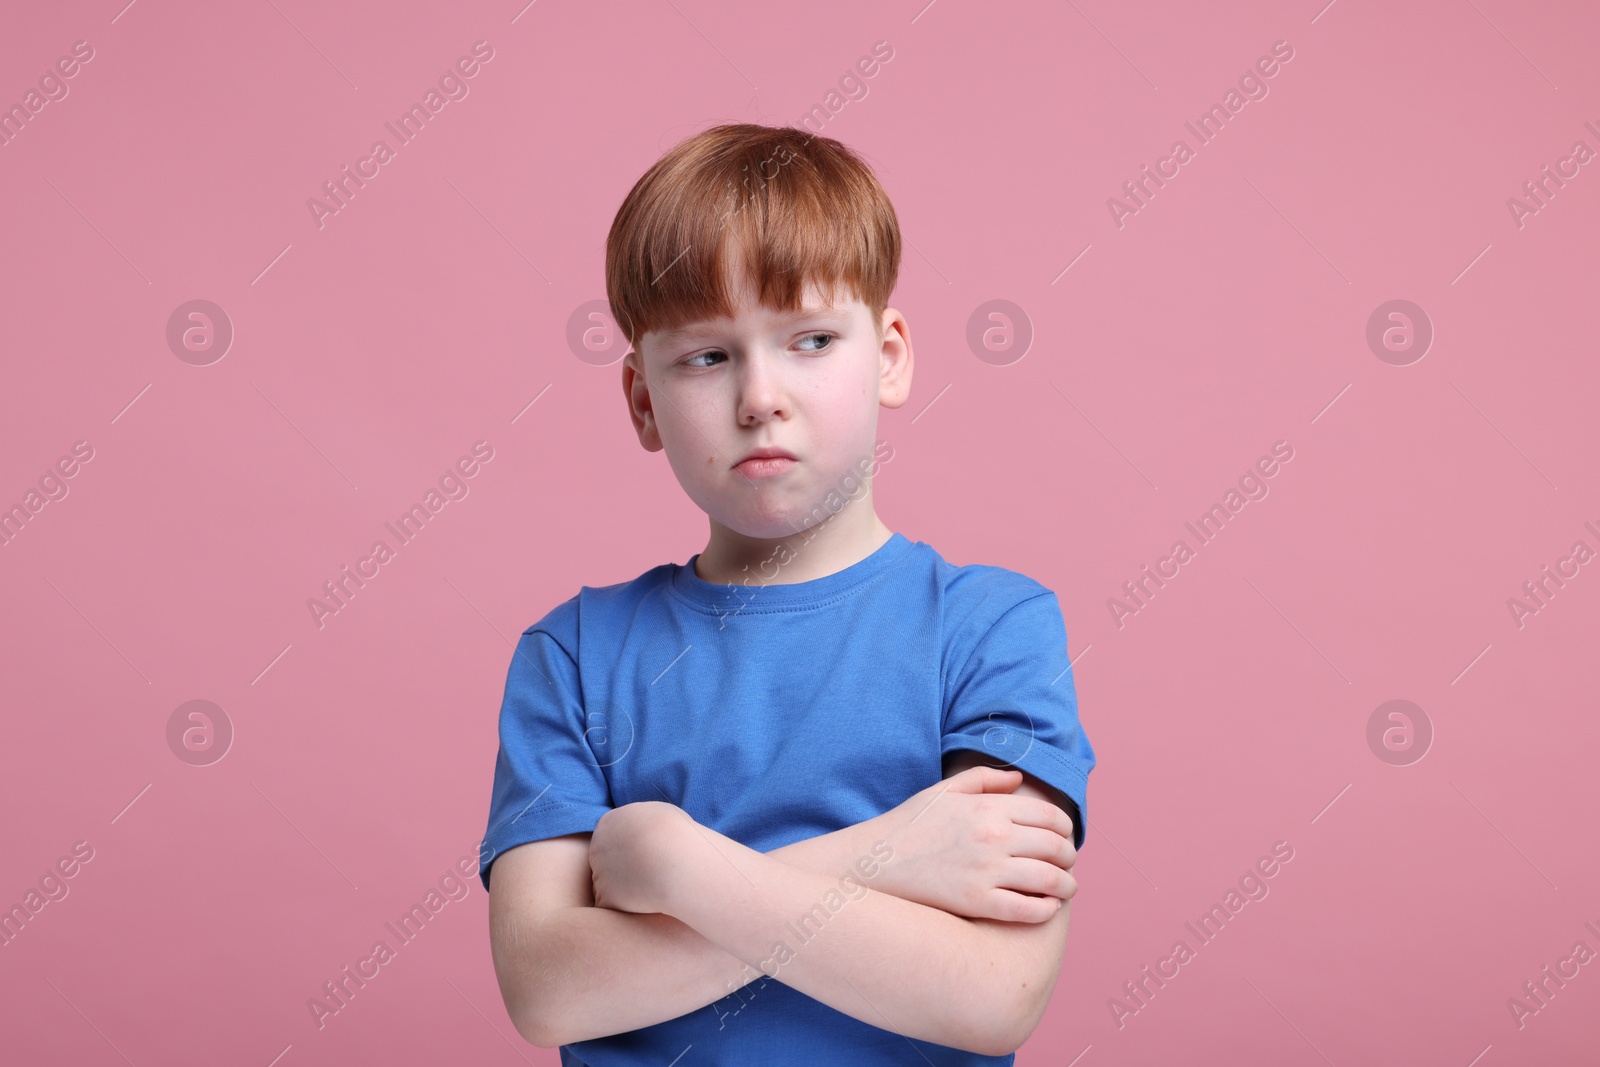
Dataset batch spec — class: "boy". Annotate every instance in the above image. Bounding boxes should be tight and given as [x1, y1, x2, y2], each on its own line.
[479, 123, 1096, 1065]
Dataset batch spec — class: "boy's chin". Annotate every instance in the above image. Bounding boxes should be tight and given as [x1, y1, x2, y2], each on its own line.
[718, 518, 806, 542]
[711, 505, 820, 543]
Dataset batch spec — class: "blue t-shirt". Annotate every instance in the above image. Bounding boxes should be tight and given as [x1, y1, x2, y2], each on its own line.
[479, 531, 1095, 1065]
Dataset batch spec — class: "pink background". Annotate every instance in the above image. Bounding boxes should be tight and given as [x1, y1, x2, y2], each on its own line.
[3, 1, 1597, 1063]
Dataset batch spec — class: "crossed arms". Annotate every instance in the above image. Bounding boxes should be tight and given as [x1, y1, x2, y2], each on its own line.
[487, 749, 1081, 1055]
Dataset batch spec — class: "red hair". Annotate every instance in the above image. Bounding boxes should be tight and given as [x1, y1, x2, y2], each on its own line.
[605, 123, 901, 349]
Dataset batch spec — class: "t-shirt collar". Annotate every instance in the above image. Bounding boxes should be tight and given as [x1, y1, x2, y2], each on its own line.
[669, 531, 912, 614]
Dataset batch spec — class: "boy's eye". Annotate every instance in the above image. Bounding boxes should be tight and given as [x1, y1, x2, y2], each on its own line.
[682, 333, 833, 367]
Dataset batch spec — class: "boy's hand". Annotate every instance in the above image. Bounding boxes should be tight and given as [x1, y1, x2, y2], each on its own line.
[871, 765, 1077, 924]
[589, 801, 694, 914]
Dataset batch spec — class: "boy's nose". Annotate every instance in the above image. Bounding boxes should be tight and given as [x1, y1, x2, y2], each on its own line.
[737, 358, 790, 423]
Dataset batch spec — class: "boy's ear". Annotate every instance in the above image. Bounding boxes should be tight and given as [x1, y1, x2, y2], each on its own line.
[878, 308, 913, 410]
[621, 350, 664, 452]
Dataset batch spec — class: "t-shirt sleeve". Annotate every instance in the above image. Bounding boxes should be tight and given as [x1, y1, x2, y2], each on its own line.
[478, 616, 614, 893]
[942, 590, 1096, 851]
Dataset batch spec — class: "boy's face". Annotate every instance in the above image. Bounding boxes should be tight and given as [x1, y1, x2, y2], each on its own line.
[622, 269, 912, 541]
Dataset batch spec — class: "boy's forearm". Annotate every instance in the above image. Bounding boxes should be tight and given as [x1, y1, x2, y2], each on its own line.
[525, 812, 913, 1047]
[659, 819, 1035, 1056]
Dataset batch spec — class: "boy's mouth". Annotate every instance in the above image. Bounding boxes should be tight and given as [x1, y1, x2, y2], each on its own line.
[733, 447, 799, 478]
[733, 446, 797, 464]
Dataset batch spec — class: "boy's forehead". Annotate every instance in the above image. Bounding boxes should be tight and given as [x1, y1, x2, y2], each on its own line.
[660, 300, 856, 338]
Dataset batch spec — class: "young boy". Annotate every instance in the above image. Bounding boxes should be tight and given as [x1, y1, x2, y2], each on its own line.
[478, 123, 1096, 1065]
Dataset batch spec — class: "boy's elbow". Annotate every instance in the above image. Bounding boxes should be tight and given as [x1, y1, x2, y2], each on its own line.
[1001, 988, 1053, 1054]
[960, 998, 1034, 1058]
[965, 1027, 1023, 1059]
[940, 962, 1047, 1056]
[490, 917, 573, 1049]
[497, 971, 554, 1048]
[519, 1016, 564, 1051]
[504, 961, 590, 1050]
[967, 979, 1049, 1056]
[514, 1016, 581, 1051]
[966, 917, 1069, 1055]
[505, 982, 570, 1049]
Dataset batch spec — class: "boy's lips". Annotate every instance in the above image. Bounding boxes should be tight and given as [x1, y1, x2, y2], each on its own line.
[732, 446, 797, 467]
[733, 447, 799, 478]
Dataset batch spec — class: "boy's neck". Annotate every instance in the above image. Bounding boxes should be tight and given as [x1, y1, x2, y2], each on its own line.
[693, 502, 894, 586]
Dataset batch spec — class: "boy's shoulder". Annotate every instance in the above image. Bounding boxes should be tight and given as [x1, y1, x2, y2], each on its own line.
[518, 561, 676, 641]
[929, 543, 1053, 600]
[921, 544, 1066, 658]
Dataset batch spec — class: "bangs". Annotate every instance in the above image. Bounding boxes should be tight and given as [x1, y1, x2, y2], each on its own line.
[605, 124, 900, 349]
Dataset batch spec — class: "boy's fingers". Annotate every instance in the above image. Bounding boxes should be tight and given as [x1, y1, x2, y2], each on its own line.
[992, 889, 1061, 924]
[938, 764, 1022, 794]
[980, 766, 1023, 791]
[1007, 826, 1078, 871]
[1005, 798, 1078, 845]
